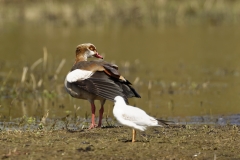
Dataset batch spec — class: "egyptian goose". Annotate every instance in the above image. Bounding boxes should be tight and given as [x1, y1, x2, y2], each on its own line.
[113, 96, 170, 142]
[65, 43, 141, 129]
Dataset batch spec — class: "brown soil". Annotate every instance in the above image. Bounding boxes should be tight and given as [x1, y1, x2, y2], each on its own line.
[1, 125, 239, 159]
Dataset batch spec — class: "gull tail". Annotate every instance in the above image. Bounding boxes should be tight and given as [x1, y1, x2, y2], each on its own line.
[156, 119, 175, 126]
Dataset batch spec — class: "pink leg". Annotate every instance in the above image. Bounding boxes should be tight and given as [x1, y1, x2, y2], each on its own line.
[89, 102, 97, 129]
[97, 105, 104, 127]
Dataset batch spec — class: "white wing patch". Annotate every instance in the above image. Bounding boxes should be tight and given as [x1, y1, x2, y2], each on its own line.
[66, 69, 93, 83]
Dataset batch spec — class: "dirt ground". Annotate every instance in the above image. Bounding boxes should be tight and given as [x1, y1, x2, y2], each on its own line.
[0, 124, 239, 160]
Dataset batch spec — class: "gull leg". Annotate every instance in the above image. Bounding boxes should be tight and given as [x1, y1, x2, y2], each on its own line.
[132, 129, 136, 142]
[97, 105, 104, 128]
[89, 102, 97, 129]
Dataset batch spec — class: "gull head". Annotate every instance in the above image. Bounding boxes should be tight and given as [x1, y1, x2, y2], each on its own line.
[114, 96, 126, 104]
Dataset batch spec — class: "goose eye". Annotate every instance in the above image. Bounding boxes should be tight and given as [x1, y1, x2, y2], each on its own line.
[89, 46, 95, 51]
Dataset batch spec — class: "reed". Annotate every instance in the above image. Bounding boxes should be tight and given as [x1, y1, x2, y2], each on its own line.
[43, 47, 48, 72]
[54, 58, 66, 80]
[30, 58, 43, 71]
[73, 104, 80, 123]
[21, 67, 28, 83]
[21, 101, 27, 116]
[0, 45, 68, 122]
[40, 110, 49, 125]
[1, 70, 12, 87]
[30, 73, 36, 90]
[148, 80, 152, 101]
[133, 77, 140, 86]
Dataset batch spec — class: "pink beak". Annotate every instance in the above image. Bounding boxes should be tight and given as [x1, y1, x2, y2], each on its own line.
[94, 52, 103, 59]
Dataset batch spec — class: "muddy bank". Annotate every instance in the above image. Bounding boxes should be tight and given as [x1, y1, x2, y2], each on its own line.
[1, 125, 239, 159]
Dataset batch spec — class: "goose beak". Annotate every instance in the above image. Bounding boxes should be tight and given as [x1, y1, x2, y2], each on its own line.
[94, 51, 103, 59]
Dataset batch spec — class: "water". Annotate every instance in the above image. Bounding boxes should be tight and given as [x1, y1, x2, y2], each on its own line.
[1, 24, 240, 122]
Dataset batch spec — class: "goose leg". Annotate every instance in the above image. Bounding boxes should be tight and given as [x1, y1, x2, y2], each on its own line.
[89, 102, 97, 129]
[97, 105, 104, 128]
[132, 129, 136, 142]
[97, 99, 105, 128]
